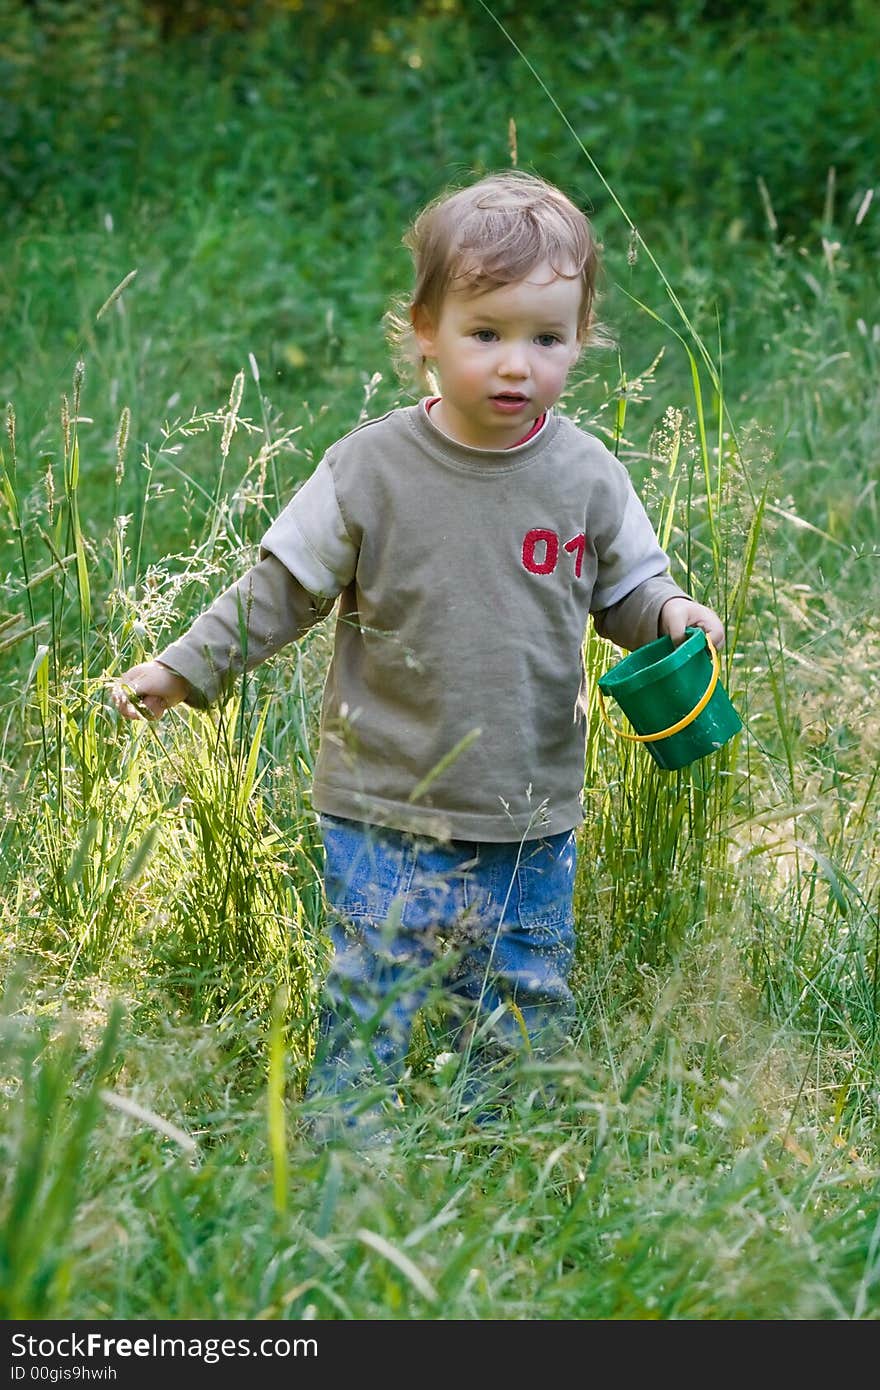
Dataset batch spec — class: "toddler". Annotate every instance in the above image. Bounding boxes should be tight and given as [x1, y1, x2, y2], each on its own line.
[112, 170, 724, 1130]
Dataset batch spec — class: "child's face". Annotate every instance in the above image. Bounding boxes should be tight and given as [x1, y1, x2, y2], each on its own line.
[413, 259, 582, 450]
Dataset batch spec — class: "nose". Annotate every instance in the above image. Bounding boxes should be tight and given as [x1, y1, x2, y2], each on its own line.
[498, 341, 530, 378]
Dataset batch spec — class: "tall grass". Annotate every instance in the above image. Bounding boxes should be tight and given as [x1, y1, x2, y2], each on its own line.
[1, 3, 879, 1321]
[2, 244, 877, 1317]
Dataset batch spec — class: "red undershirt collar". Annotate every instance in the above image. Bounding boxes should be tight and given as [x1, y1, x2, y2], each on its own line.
[425, 397, 546, 449]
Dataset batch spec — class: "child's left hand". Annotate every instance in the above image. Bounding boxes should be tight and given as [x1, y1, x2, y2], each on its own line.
[659, 597, 725, 650]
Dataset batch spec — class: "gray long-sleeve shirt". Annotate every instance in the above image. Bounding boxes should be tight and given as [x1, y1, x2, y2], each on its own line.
[158, 401, 687, 841]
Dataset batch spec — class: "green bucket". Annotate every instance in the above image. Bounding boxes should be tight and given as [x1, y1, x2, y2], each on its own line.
[597, 626, 742, 771]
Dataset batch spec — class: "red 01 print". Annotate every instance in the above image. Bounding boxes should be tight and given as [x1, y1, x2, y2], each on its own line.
[522, 528, 587, 579]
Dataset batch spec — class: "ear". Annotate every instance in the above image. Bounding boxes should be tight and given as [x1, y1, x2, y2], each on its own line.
[411, 303, 437, 358]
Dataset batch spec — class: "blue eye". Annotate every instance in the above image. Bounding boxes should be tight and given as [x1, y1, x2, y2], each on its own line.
[536, 334, 561, 347]
[473, 329, 497, 343]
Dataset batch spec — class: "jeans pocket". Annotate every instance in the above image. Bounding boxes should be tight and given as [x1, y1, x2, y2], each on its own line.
[514, 831, 577, 931]
[320, 816, 416, 928]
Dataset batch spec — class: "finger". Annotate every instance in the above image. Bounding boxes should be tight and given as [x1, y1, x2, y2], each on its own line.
[115, 696, 145, 720]
[109, 685, 132, 714]
[140, 695, 166, 719]
[110, 697, 135, 719]
[111, 682, 155, 720]
[694, 617, 725, 651]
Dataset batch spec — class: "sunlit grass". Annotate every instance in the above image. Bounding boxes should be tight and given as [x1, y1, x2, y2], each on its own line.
[1, 2, 879, 1321]
[3, 246, 877, 1315]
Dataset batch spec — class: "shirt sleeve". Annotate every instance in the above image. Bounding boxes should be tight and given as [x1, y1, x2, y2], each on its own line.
[157, 454, 359, 706]
[156, 553, 336, 707]
[592, 573, 688, 651]
[258, 453, 358, 597]
[590, 469, 689, 650]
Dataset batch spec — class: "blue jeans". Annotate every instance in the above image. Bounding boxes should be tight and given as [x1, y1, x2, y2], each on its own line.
[307, 814, 577, 1117]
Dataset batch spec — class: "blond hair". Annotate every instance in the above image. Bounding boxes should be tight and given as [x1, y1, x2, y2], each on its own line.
[386, 170, 604, 386]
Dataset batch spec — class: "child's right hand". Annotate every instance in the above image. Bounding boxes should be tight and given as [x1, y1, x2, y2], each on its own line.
[109, 661, 191, 721]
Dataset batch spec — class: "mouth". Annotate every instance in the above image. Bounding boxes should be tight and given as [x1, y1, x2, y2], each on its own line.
[490, 392, 530, 411]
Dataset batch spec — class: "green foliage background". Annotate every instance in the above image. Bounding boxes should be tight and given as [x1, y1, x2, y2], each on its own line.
[2, 0, 877, 561]
[1, 0, 879, 1321]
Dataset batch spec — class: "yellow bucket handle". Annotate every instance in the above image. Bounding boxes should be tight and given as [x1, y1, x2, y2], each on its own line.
[597, 633, 721, 744]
